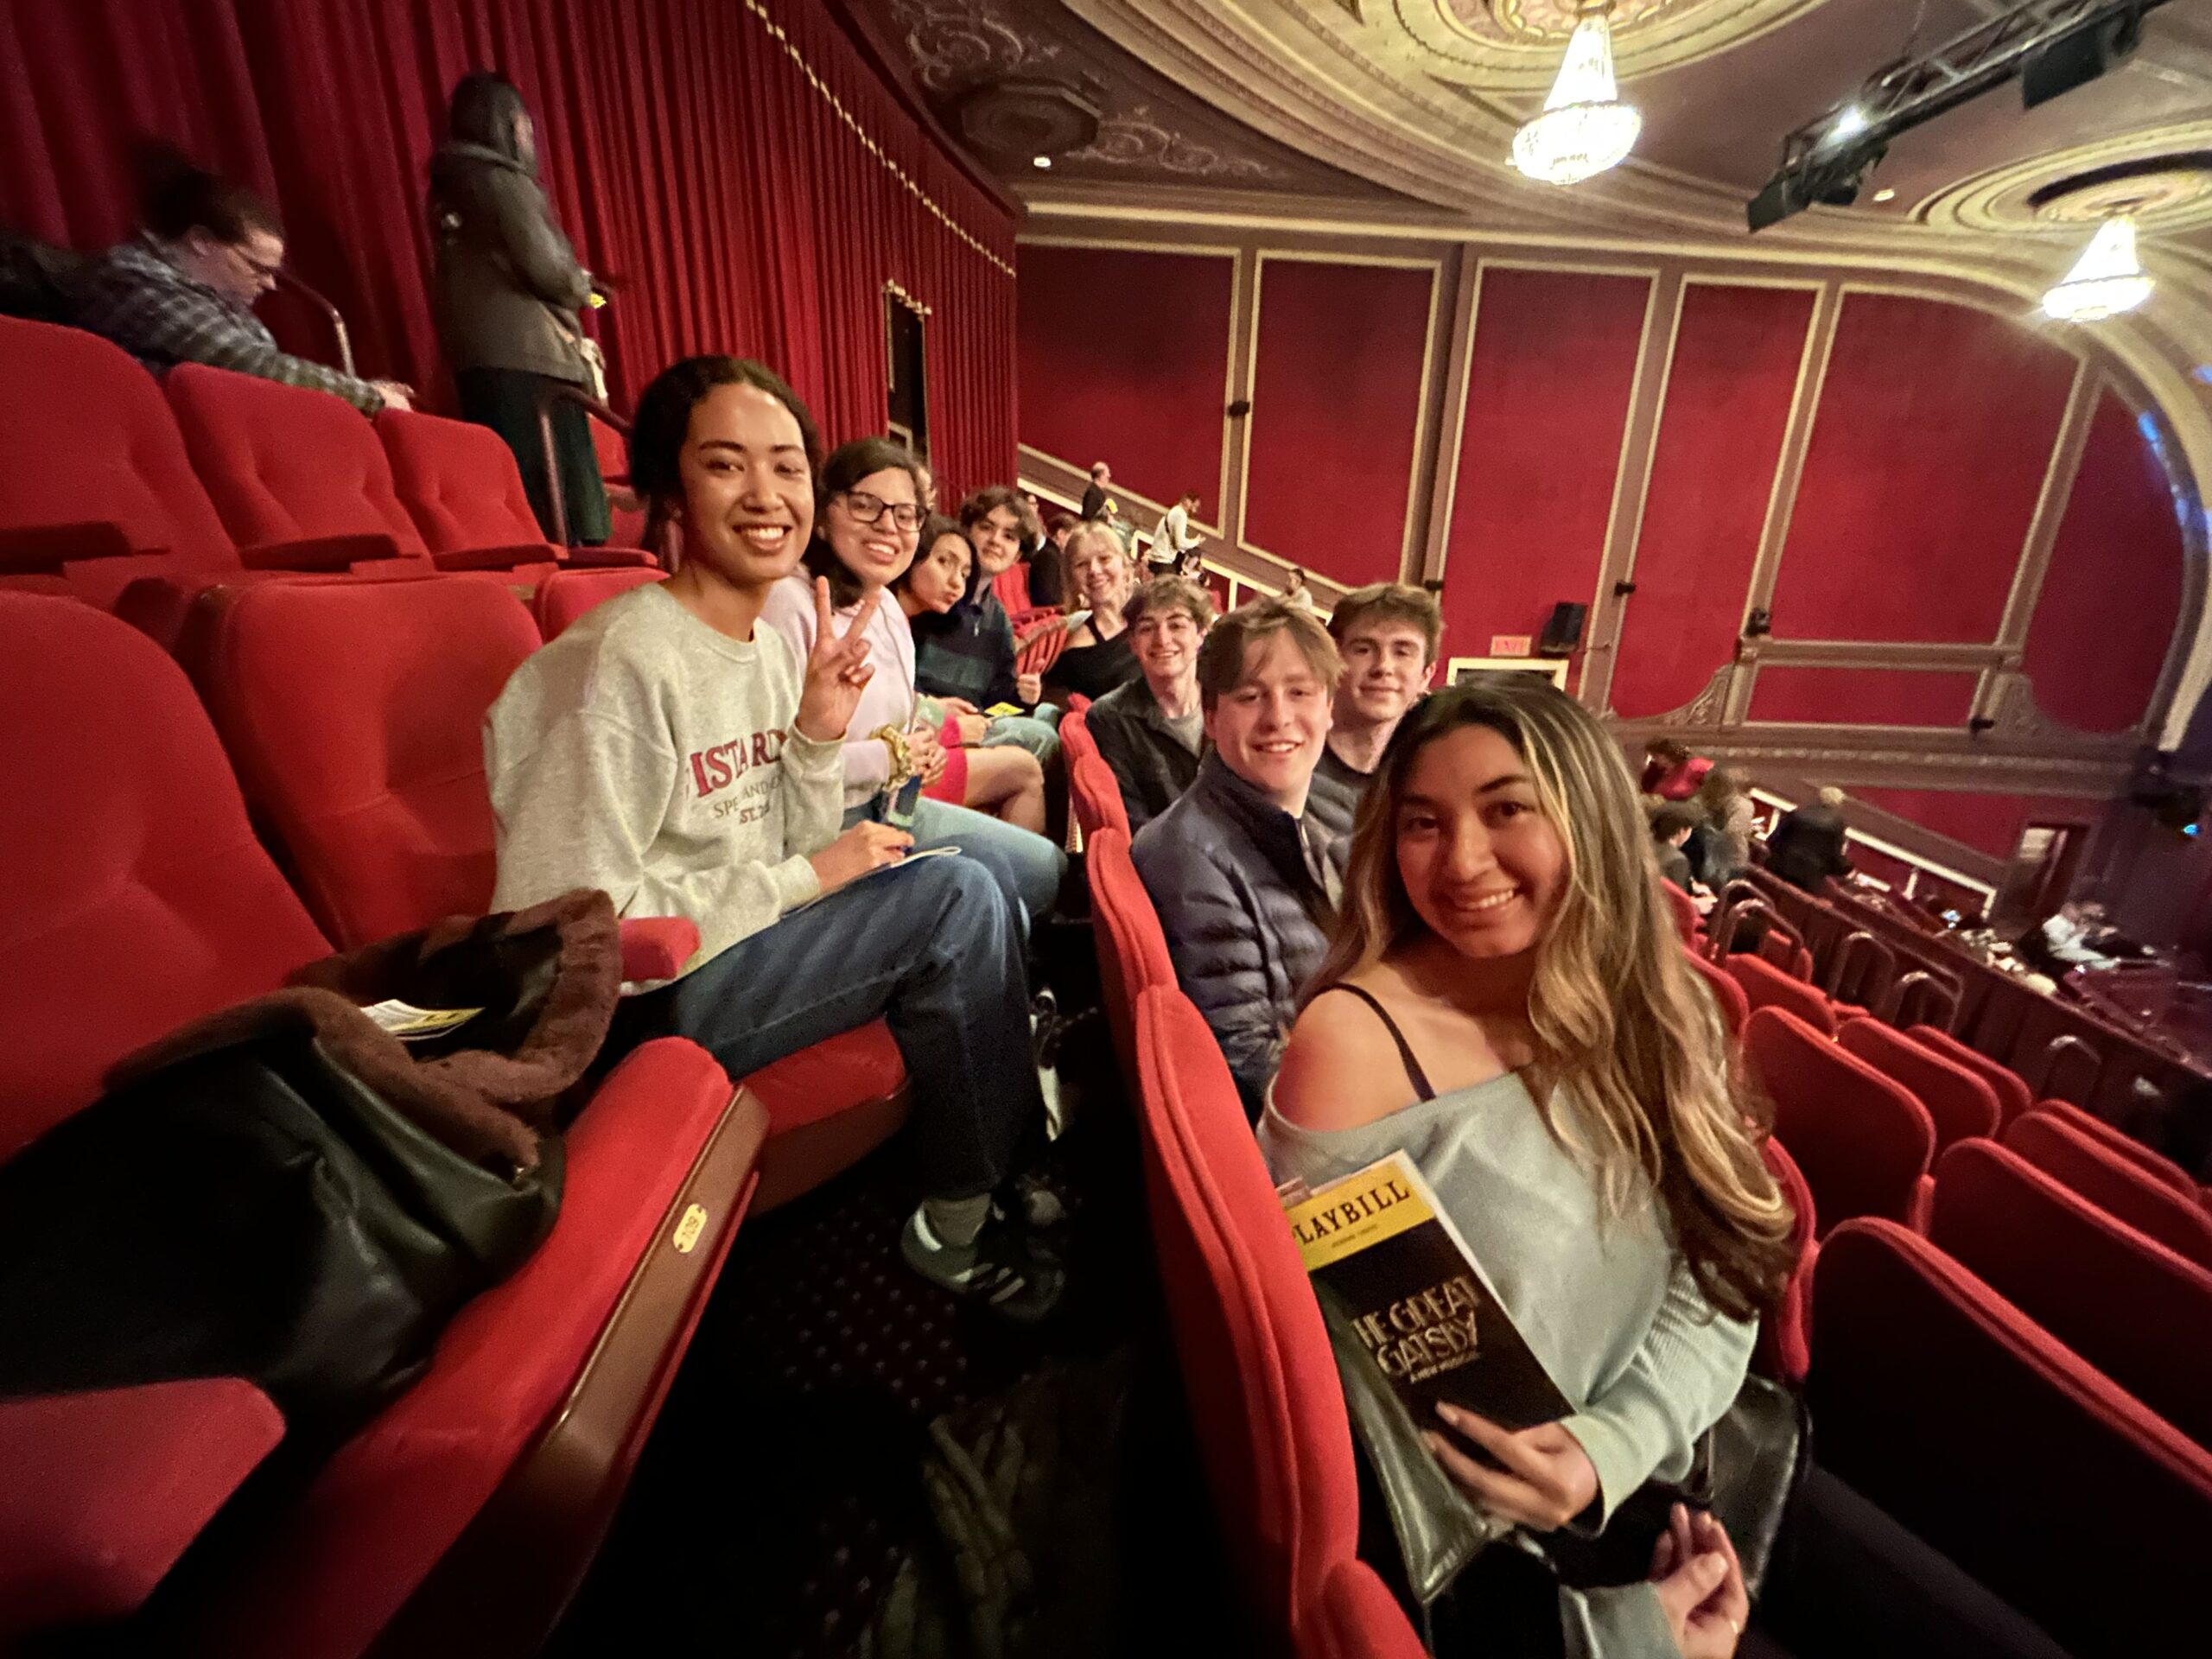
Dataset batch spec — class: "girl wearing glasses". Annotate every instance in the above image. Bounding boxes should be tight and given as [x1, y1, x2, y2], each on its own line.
[762, 442, 1065, 924]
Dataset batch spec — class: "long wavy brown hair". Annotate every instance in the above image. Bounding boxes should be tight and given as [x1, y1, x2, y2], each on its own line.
[1308, 677, 1795, 1321]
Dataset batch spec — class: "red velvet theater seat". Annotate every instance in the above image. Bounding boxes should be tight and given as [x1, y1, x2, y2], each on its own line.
[164, 363, 435, 571]
[374, 408, 563, 579]
[1724, 952, 1840, 1036]
[2003, 1108, 2212, 1272]
[532, 566, 667, 640]
[2027, 1096, 2202, 1202]
[1908, 1023, 2034, 1128]
[1132, 985, 1375, 1650]
[1809, 1217, 2212, 1659]
[0, 1379, 283, 1643]
[1086, 827, 1176, 1084]
[1839, 1020, 2002, 1154]
[196, 575, 909, 1213]
[1745, 1007, 1936, 1235]
[1932, 1138, 2212, 1448]
[1756, 1136, 1818, 1388]
[0, 316, 238, 609]
[0, 590, 765, 1656]
[1684, 948, 1750, 1038]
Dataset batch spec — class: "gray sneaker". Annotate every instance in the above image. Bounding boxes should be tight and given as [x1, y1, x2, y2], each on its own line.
[900, 1210, 1066, 1323]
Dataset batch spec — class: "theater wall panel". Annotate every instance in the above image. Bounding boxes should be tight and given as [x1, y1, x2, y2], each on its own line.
[1768, 290, 2080, 645]
[1017, 244, 1234, 524]
[1748, 667, 1981, 729]
[1440, 265, 1653, 669]
[2022, 391, 2189, 735]
[1847, 787, 2104, 862]
[1608, 282, 1816, 719]
[1242, 257, 1439, 592]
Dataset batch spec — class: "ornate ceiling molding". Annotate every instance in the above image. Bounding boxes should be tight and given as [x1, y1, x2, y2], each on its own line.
[1916, 119, 2212, 237]
[1382, 0, 1824, 92]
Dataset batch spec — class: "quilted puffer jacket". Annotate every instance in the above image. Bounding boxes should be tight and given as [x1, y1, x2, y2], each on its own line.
[1132, 752, 1342, 1119]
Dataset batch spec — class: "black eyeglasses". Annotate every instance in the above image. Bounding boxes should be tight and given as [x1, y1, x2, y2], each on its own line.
[840, 489, 922, 532]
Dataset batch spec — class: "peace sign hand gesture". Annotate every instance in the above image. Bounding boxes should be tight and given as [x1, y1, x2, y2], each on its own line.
[794, 577, 878, 743]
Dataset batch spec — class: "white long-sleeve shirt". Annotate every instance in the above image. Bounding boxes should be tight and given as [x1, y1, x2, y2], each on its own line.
[759, 574, 918, 810]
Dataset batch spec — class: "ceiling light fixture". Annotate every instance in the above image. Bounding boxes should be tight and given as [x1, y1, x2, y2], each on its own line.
[1510, 4, 1641, 188]
[1872, 187, 1897, 202]
[2042, 213, 2153, 321]
[1032, 155, 1052, 169]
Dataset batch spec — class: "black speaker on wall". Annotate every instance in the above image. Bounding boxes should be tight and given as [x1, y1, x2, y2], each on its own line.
[1536, 601, 1587, 658]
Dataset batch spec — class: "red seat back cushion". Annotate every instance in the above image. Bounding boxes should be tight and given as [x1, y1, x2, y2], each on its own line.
[167, 364, 427, 555]
[205, 577, 540, 947]
[376, 409, 547, 555]
[1134, 985, 1357, 1633]
[0, 318, 235, 603]
[2031, 1097, 2200, 1199]
[1932, 1138, 2212, 1446]
[1724, 953, 1837, 1036]
[533, 568, 666, 640]
[1745, 1007, 1934, 1235]
[1839, 1020, 2001, 1152]
[2002, 1110, 2212, 1272]
[1908, 1025, 2033, 1127]
[1808, 1218, 2212, 1658]
[588, 414, 649, 550]
[1088, 828, 1175, 1080]
[1755, 1136, 1818, 1386]
[1684, 949, 1749, 1038]
[0, 594, 328, 1157]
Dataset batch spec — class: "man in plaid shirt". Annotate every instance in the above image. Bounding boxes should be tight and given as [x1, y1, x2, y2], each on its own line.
[76, 165, 411, 417]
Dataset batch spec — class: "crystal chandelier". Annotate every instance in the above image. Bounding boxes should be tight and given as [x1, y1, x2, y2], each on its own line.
[1510, 5, 1641, 187]
[2041, 215, 2154, 322]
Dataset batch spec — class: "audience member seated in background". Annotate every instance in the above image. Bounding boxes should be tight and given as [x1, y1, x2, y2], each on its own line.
[428, 72, 608, 543]
[1081, 460, 1115, 521]
[1281, 567, 1316, 611]
[2024, 898, 2139, 975]
[1764, 785, 1853, 893]
[1640, 738, 1712, 802]
[1268, 677, 1794, 1656]
[1042, 522, 1145, 706]
[77, 143, 410, 416]
[483, 356, 1059, 1318]
[1649, 800, 1705, 895]
[1306, 582, 1442, 841]
[763, 444, 1065, 925]
[955, 488, 1054, 723]
[1085, 576, 1215, 833]
[1146, 490, 1203, 574]
[1688, 766, 1755, 888]
[894, 518, 1049, 833]
[1135, 599, 1344, 1119]
[1031, 511, 1077, 608]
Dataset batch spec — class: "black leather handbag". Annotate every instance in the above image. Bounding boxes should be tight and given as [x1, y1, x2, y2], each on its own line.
[0, 892, 624, 1439]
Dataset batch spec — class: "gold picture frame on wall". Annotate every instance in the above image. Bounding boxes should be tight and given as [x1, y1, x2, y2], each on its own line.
[1446, 655, 1570, 690]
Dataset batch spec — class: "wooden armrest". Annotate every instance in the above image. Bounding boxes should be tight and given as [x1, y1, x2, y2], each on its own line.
[563, 547, 658, 569]
[430, 543, 561, 573]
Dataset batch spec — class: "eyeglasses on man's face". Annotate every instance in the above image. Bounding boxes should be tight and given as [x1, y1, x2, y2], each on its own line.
[840, 489, 922, 532]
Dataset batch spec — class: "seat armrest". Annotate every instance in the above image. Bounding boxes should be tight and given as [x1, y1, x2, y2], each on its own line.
[238, 531, 405, 571]
[0, 521, 140, 574]
[563, 546, 659, 569]
[620, 917, 701, 982]
[430, 543, 562, 573]
[0, 1379, 284, 1640]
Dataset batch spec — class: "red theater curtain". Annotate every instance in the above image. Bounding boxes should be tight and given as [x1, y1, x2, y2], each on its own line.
[0, 0, 1018, 495]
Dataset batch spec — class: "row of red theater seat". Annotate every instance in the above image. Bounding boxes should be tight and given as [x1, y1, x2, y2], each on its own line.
[0, 315, 652, 652]
[1063, 715, 2212, 1656]
[0, 568, 920, 1654]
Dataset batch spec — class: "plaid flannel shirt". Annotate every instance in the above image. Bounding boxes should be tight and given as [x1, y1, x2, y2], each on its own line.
[77, 238, 384, 415]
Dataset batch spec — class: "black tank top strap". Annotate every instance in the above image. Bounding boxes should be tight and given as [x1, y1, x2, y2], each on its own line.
[1322, 983, 1438, 1103]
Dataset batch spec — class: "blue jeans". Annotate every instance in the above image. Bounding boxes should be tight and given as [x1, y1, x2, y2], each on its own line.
[982, 713, 1060, 766]
[632, 856, 1042, 1198]
[846, 795, 1065, 922]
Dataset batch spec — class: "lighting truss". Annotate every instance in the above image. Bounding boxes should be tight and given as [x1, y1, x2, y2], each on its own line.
[1749, 0, 2171, 230]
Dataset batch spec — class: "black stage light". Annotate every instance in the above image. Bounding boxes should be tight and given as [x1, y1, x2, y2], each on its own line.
[2023, 5, 2147, 106]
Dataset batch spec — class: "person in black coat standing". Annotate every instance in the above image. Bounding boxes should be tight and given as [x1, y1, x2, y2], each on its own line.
[1134, 599, 1344, 1118]
[1766, 786, 1854, 893]
[428, 73, 607, 543]
[1080, 461, 1114, 520]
